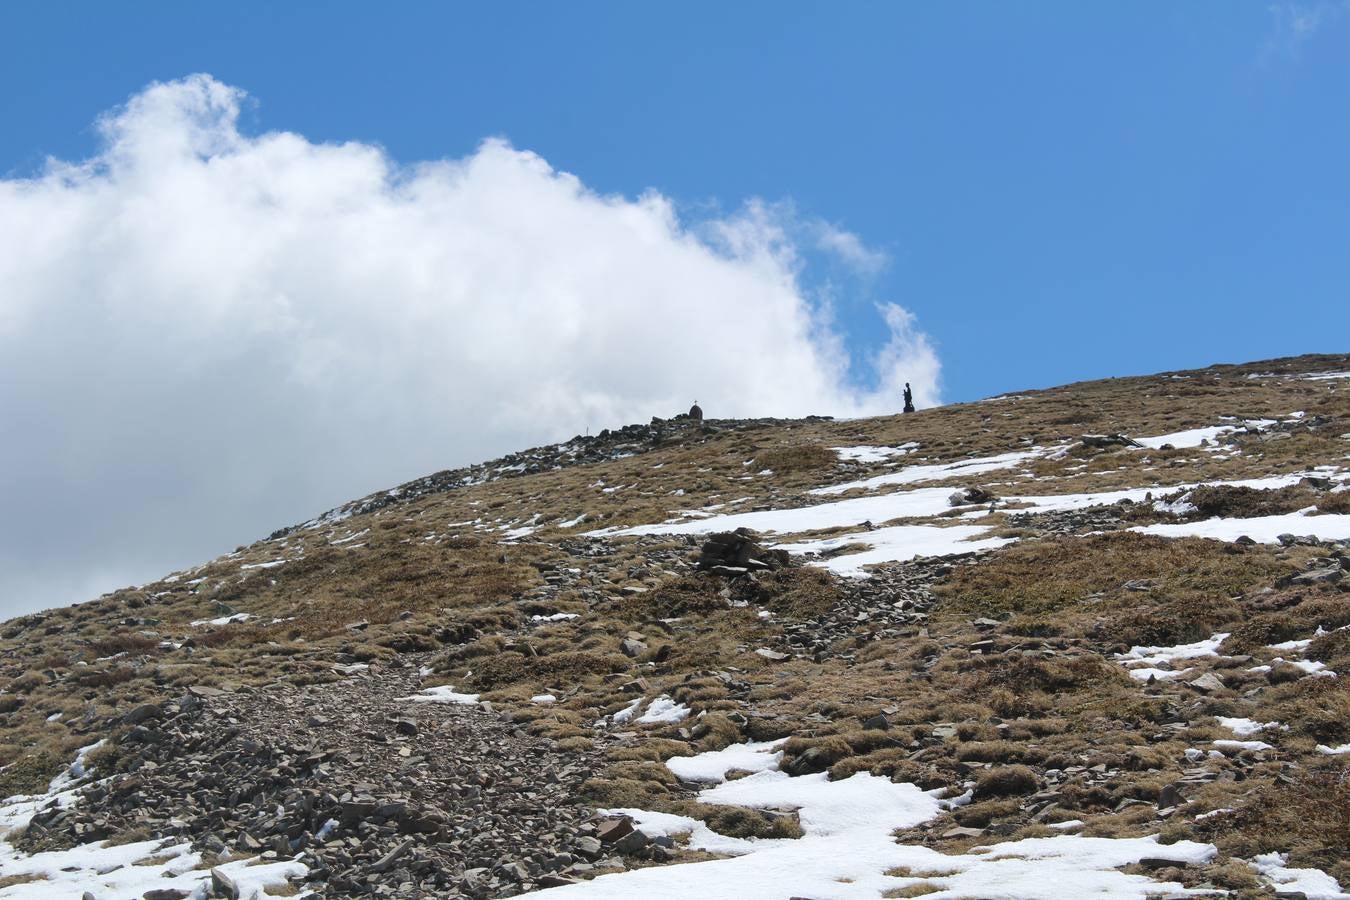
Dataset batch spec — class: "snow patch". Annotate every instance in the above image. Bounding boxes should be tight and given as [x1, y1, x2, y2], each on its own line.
[666, 740, 787, 783]
[636, 696, 691, 724]
[778, 525, 1015, 577]
[1133, 511, 1350, 544]
[810, 449, 1045, 496]
[831, 443, 918, 463]
[1216, 717, 1284, 737]
[1249, 851, 1350, 899]
[533, 741, 1218, 900]
[189, 612, 253, 627]
[396, 685, 480, 705]
[1116, 634, 1229, 671]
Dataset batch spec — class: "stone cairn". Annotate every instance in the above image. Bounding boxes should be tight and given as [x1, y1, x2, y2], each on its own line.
[696, 528, 791, 577]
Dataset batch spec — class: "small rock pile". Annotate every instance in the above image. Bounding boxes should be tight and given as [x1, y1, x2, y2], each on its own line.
[696, 529, 791, 577]
[1007, 504, 1128, 536]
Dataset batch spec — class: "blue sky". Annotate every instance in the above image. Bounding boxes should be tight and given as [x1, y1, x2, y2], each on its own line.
[2, 3, 1349, 614]
[3, 2, 1347, 403]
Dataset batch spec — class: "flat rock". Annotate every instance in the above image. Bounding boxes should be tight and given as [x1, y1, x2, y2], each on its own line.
[1188, 673, 1226, 693]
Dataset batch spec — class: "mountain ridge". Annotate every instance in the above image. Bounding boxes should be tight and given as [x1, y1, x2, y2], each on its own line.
[2, 352, 1348, 899]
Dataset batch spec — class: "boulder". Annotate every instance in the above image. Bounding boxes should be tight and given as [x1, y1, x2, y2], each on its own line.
[597, 816, 636, 844]
[948, 486, 997, 506]
[1188, 673, 1226, 693]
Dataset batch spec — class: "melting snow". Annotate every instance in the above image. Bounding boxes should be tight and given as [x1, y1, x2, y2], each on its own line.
[1123, 666, 1193, 682]
[606, 470, 1320, 582]
[810, 450, 1044, 497]
[777, 525, 1015, 578]
[396, 685, 480, 705]
[831, 444, 918, 463]
[1115, 634, 1229, 671]
[1133, 510, 1350, 544]
[1212, 739, 1274, 753]
[189, 612, 253, 627]
[533, 741, 1219, 900]
[636, 696, 691, 724]
[1249, 852, 1350, 899]
[609, 698, 643, 725]
[1135, 421, 1274, 450]
[240, 558, 291, 570]
[666, 740, 787, 783]
[1216, 717, 1284, 737]
[606, 486, 963, 538]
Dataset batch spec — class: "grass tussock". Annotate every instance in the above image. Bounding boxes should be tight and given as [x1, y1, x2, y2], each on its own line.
[936, 532, 1296, 638]
[753, 443, 837, 474]
[735, 567, 844, 619]
[1184, 483, 1317, 519]
[0, 750, 64, 797]
[469, 650, 629, 690]
[1197, 770, 1350, 884]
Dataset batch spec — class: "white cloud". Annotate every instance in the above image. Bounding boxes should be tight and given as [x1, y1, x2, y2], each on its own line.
[1263, 2, 1344, 60]
[0, 75, 940, 615]
[812, 221, 889, 276]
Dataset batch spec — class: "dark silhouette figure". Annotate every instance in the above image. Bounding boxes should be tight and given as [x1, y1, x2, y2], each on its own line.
[902, 383, 915, 414]
[689, 401, 704, 421]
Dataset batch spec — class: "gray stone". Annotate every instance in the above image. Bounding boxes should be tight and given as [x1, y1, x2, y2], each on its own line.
[574, 836, 603, 859]
[597, 817, 636, 843]
[1291, 564, 1342, 585]
[122, 703, 163, 725]
[1157, 783, 1185, 809]
[613, 829, 649, 855]
[1188, 673, 1226, 693]
[943, 826, 986, 838]
[210, 868, 240, 900]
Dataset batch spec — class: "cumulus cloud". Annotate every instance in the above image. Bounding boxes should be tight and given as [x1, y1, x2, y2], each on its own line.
[0, 74, 941, 616]
[1262, 1, 1345, 60]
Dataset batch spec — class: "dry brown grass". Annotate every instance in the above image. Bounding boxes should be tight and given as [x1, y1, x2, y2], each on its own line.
[1195, 770, 1350, 883]
[2, 350, 1348, 877]
[754, 443, 838, 474]
[0, 749, 64, 797]
[936, 532, 1301, 645]
[973, 765, 1039, 799]
[88, 633, 159, 658]
[1185, 483, 1317, 519]
[736, 567, 844, 618]
[469, 650, 630, 690]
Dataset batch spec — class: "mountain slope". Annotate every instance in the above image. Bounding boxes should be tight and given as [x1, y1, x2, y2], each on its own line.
[2, 353, 1349, 899]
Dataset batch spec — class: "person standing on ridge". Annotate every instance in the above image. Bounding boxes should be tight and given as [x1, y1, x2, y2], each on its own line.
[902, 383, 915, 414]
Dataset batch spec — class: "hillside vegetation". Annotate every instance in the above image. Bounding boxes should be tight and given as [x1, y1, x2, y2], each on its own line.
[2, 353, 1349, 899]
